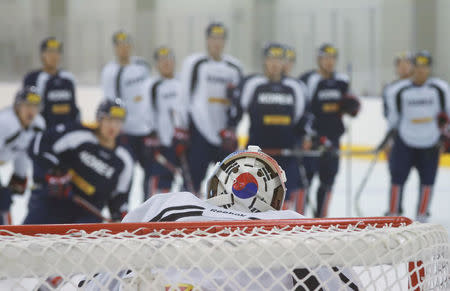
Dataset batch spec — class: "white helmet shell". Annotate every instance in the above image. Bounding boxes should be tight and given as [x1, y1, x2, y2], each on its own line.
[206, 145, 287, 212]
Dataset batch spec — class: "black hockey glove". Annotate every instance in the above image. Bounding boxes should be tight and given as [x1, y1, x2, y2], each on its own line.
[340, 94, 361, 117]
[45, 168, 72, 199]
[438, 112, 449, 129]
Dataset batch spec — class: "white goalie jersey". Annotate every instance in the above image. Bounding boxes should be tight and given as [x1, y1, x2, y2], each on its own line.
[84, 192, 361, 291]
[123, 191, 302, 223]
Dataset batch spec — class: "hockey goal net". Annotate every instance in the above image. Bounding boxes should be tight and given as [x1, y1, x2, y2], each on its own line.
[0, 217, 448, 290]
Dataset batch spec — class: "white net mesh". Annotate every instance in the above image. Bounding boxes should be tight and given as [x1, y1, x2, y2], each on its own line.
[0, 218, 448, 290]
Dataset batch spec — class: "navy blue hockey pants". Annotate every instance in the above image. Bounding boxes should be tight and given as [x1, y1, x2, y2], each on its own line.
[23, 188, 101, 224]
[388, 136, 439, 216]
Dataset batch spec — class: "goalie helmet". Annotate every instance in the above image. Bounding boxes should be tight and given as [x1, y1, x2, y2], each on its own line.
[206, 145, 287, 212]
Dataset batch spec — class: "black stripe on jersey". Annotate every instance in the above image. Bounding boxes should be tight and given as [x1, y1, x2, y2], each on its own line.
[395, 85, 413, 114]
[115, 66, 125, 99]
[150, 79, 164, 109]
[5, 131, 21, 145]
[158, 210, 205, 222]
[429, 84, 446, 111]
[225, 60, 242, 77]
[149, 205, 205, 222]
[190, 57, 208, 96]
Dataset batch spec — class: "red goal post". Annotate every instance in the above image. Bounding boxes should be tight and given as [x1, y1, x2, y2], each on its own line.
[0, 217, 448, 290]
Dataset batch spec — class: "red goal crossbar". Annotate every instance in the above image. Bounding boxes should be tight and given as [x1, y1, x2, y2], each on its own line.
[0, 216, 412, 236]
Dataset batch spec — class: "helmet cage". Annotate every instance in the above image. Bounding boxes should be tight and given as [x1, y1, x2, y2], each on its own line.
[206, 148, 287, 212]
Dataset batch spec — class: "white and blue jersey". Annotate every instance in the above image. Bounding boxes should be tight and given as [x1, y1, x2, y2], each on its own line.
[29, 124, 133, 215]
[101, 57, 152, 136]
[141, 77, 186, 147]
[299, 70, 350, 141]
[385, 78, 450, 148]
[180, 53, 242, 145]
[23, 69, 79, 128]
[0, 107, 45, 178]
[229, 74, 307, 148]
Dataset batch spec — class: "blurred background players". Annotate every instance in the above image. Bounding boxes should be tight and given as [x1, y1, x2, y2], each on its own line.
[180, 22, 242, 194]
[385, 51, 450, 222]
[101, 31, 153, 196]
[382, 51, 413, 118]
[0, 87, 45, 224]
[382, 51, 413, 159]
[23, 37, 79, 129]
[227, 43, 307, 213]
[283, 45, 296, 77]
[24, 99, 133, 224]
[141, 47, 188, 197]
[299, 44, 360, 217]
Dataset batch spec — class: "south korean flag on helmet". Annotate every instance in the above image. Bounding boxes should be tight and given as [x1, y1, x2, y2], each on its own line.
[206, 145, 287, 213]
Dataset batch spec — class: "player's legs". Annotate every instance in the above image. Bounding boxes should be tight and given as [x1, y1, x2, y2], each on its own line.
[73, 210, 103, 223]
[316, 153, 339, 218]
[415, 146, 439, 222]
[302, 156, 318, 186]
[278, 158, 304, 213]
[296, 162, 310, 214]
[187, 123, 217, 193]
[0, 186, 12, 225]
[119, 134, 155, 199]
[145, 147, 175, 200]
[388, 137, 413, 215]
[300, 156, 318, 214]
[23, 189, 76, 224]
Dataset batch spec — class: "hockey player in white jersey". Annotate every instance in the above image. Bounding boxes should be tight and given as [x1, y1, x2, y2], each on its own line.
[0, 86, 45, 224]
[141, 47, 188, 197]
[382, 51, 413, 118]
[180, 22, 243, 194]
[385, 51, 450, 221]
[382, 51, 413, 159]
[101, 31, 153, 195]
[84, 146, 361, 290]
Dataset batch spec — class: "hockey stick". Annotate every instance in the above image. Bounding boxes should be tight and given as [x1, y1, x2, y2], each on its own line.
[153, 152, 185, 190]
[154, 152, 182, 176]
[354, 151, 382, 216]
[262, 148, 324, 158]
[168, 109, 196, 194]
[30, 183, 112, 222]
[264, 131, 395, 159]
[72, 195, 113, 223]
[298, 164, 316, 216]
[353, 130, 395, 216]
[179, 153, 196, 194]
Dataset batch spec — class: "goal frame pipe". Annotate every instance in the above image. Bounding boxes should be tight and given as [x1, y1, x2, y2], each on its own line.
[0, 216, 436, 290]
[0, 216, 412, 236]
